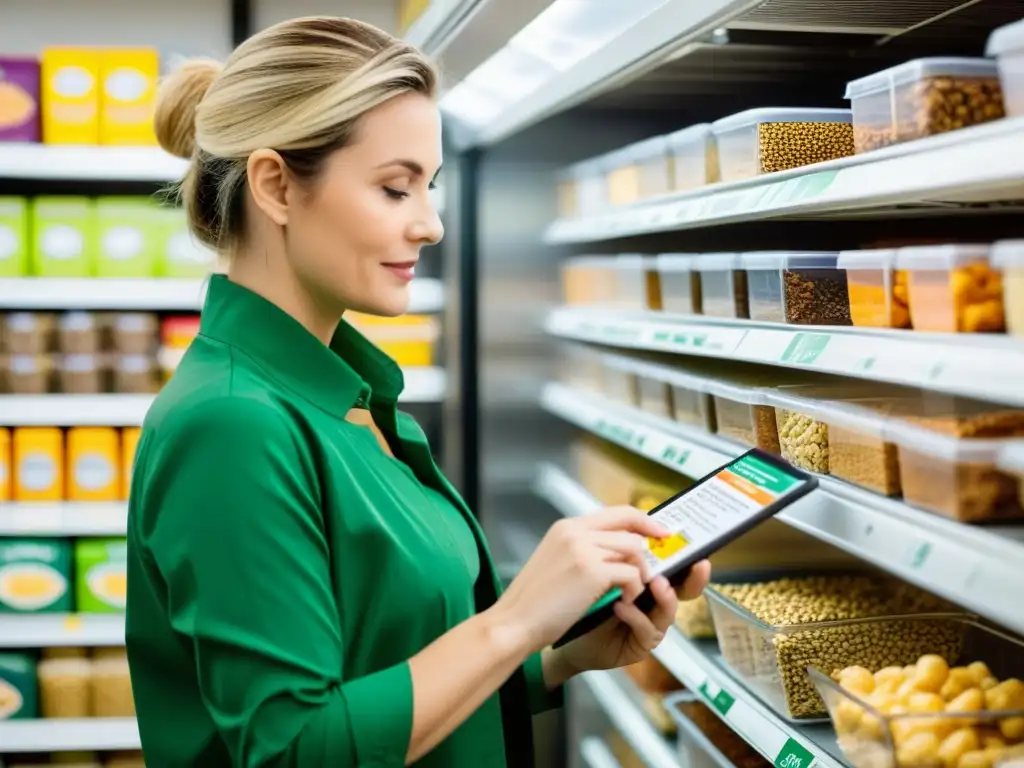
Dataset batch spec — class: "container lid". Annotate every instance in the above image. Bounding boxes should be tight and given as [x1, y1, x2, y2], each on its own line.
[987, 18, 1024, 57]
[895, 243, 992, 270]
[991, 240, 1024, 268]
[608, 253, 647, 272]
[563, 255, 613, 268]
[701, 378, 771, 405]
[692, 253, 738, 271]
[997, 440, 1024, 475]
[712, 107, 852, 132]
[837, 248, 897, 270]
[666, 123, 713, 148]
[569, 156, 606, 178]
[627, 134, 671, 161]
[882, 418, 1008, 462]
[741, 251, 841, 271]
[655, 253, 700, 272]
[845, 57, 1000, 99]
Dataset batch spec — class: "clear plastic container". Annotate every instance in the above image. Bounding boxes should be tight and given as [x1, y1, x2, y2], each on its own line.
[666, 124, 719, 191]
[896, 244, 1005, 333]
[694, 254, 748, 318]
[991, 240, 1024, 337]
[636, 374, 673, 418]
[997, 440, 1024, 508]
[575, 157, 609, 218]
[675, 596, 716, 640]
[641, 362, 717, 432]
[608, 254, 649, 309]
[987, 19, 1024, 118]
[810, 618, 1024, 768]
[656, 254, 702, 315]
[663, 691, 762, 768]
[555, 167, 578, 219]
[601, 357, 639, 408]
[561, 256, 617, 305]
[704, 379, 780, 453]
[815, 398, 909, 496]
[633, 134, 673, 200]
[766, 389, 833, 474]
[845, 58, 1005, 154]
[741, 253, 786, 323]
[559, 344, 605, 394]
[837, 249, 909, 329]
[742, 252, 850, 325]
[706, 581, 970, 721]
[711, 108, 854, 181]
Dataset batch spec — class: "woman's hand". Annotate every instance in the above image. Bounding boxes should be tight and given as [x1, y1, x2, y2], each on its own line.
[491, 507, 671, 654]
[552, 559, 711, 679]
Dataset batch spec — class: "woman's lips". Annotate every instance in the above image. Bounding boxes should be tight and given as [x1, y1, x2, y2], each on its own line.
[383, 262, 416, 282]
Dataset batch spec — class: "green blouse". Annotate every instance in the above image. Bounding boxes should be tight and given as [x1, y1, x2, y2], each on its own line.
[125, 275, 561, 767]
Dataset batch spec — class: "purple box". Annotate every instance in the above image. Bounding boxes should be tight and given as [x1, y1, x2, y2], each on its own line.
[0, 58, 41, 142]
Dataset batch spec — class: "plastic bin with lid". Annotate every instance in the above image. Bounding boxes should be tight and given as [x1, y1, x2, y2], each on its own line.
[666, 123, 719, 192]
[574, 156, 608, 218]
[987, 18, 1024, 117]
[555, 166, 578, 220]
[991, 240, 1024, 336]
[604, 254, 650, 309]
[624, 357, 718, 432]
[655, 254, 702, 315]
[600, 354, 639, 408]
[606, 355, 673, 419]
[604, 135, 672, 206]
[997, 439, 1024, 510]
[837, 248, 909, 328]
[896, 244, 1004, 333]
[560, 256, 617, 305]
[845, 58, 1004, 154]
[694, 253, 747, 318]
[703, 378, 778, 453]
[711, 107, 854, 181]
[742, 251, 851, 325]
[810, 618, 1024, 768]
[558, 343, 604, 394]
[705, 572, 966, 722]
[662, 691, 763, 768]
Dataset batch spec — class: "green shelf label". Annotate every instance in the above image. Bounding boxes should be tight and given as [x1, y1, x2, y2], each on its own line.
[660, 444, 691, 468]
[699, 681, 735, 716]
[775, 738, 815, 768]
[780, 333, 831, 365]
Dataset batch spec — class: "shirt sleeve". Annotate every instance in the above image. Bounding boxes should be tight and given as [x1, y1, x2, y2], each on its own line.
[140, 396, 413, 767]
[522, 652, 564, 715]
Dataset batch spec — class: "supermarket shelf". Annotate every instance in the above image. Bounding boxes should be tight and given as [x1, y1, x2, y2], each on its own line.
[579, 671, 680, 768]
[0, 718, 139, 752]
[540, 382, 1024, 636]
[0, 502, 127, 536]
[655, 630, 844, 768]
[0, 144, 187, 182]
[533, 463, 601, 518]
[581, 737, 624, 768]
[548, 306, 1024, 407]
[543, 116, 1024, 242]
[0, 614, 124, 647]
[0, 276, 446, 313]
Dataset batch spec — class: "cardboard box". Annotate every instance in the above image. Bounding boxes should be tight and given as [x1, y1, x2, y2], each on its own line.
[12, 427, 63, 502]
[74, 538, 127, 613]
[66, 427, 120, 502]
[0, 198, 29, 277]
[0, 58, 40, 142]
[0, 538, 73, 613]
[99, 48, 159, 146]
[32, 197, 96, 277]
[155, 206, 217, 277]
[41, 48, 100, 145]
[96, 197, 160, 277]
[0, 653, 38, 719]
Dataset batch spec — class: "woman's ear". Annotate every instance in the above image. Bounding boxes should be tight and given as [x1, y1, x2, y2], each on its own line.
[247, 149, 290, 227]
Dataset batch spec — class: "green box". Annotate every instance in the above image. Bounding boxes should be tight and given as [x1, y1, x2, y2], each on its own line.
[31, 197, 96, 277]
[95, 197, 161, 278]
[74, 538, 127, 613]
[155, 205, 217, 278]
[0, 539, 72, 613]
[0, 197, 29, 277]
[0, 653, 38, 719]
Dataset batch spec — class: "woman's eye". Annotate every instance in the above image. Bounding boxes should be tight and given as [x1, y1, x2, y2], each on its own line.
[383, 186, 409, 200]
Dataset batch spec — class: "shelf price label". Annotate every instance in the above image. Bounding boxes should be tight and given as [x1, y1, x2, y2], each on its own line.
[699, 679, 735, 716]
[775, 738, 815, 768]
[594, 419, 647, 452]
[660, 443, 692, 469]
[780, 333, 831, 365]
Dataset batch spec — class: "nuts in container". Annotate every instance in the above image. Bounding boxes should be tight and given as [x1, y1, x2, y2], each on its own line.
[706, 574, 963, 721]
[845, 58, 1004, 153]
[897, 244, 1004, 333]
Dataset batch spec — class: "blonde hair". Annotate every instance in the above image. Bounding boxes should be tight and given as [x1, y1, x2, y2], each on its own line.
[154, 16, 438, 253]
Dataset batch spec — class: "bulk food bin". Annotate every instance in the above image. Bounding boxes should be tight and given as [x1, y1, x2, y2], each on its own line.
[991, 240, 1024, 337]
[703, 378, 779, 453]
[810, 618, 1024, 768]
[742, 252, 851, 326]
[711, 107, 854, 181]
[605, 135, 672, 206]
[600, 354, 639, 408]
[997, 440, 1024, 508]
[558, 343, 605, 394]
[574, 156, 608, 218]
[706, 573, 968, 722]
[663, 691, 766, 768]
[837, 249, 909, 329]
[555, 166, 578, 220]
[667, 123, 719, 192]
[814, 398, 906, 497]
[606, 254, 651, 310]
[896, 244, 1004, 333]
[560, 256, 618, 305]
[987, 19, 1024, 117]
[845, 58, 1004, 154]
[656, 254, 703, 315]
[694, 253, 748, 318]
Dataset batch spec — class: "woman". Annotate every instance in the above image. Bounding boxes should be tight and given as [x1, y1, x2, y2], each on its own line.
[126, 15, 711, 767]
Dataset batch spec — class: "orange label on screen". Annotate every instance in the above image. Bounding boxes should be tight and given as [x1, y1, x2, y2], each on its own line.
[717, 469, 775, 506]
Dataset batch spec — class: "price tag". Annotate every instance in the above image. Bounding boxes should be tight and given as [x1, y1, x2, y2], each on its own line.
[660, 443, 692, 469]
[775, 738, 815, 768]
[699, 679, 735, 716]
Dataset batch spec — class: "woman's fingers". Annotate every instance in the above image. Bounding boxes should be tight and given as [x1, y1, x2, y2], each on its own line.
[675, 559, 712, 601]
[590, 531, 652, 583]
[602, 562, 646, 604]
[585, 507, 670, 539]
[645, 576, 679, 633]
[614, 599, 665, 651]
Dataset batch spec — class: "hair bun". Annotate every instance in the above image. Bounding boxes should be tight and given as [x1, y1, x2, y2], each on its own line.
[154, 58, 224, 159]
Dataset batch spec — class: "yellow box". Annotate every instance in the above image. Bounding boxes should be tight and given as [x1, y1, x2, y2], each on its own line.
[41, 48, 100, 145]
[66, 427, 120, 502]
[399, 0, 432, 32]
[0, 428, 10, 501]
[121, 427, 141, 501]
[13, 427, 64, 501]
[99, 48, 159, 146]
[376, 340, 434, 367]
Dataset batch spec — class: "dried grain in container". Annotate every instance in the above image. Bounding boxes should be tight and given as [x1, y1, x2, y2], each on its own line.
[897, 244, 1004, 333]
[659, 367, 717, 433]
[837, 248, 909, 328]
[666, 123, 719, 191]
[991, 239, 1024, 336]
[766, 389, 833, 474]
[601, 355, 639, 408]
[987, 19, 1024, 117]
[608, 254, 650, 310]
[663, 691, 761, 768]
[816, 398, 905, 496]
[997, 440, 1024, 507]
[694, 253, 747, 318]
[655, 254, 702, 315]
[90, 654, 135, 717]
[845, 58, 1004, 154]
[780, 252, 851, 326]
[633, 134, 673, 199]
[37, 657, 91, 718]
[885, 419, 1024, 523]
[605, 145, 641, 206]
[711, 108, 853, 181]
[613, 356, 673, 419]
[703, 379, 779, 453]
[561, 256, 617, 305]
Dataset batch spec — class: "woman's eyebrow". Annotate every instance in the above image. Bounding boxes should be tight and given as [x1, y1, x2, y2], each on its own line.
[376, 159, 443, 183]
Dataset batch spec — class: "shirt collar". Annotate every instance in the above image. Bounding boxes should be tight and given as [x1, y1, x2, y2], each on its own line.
[198, 274, 405, 419]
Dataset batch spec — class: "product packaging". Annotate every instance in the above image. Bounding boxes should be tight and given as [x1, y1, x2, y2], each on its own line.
[0, 538, 73, 613]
